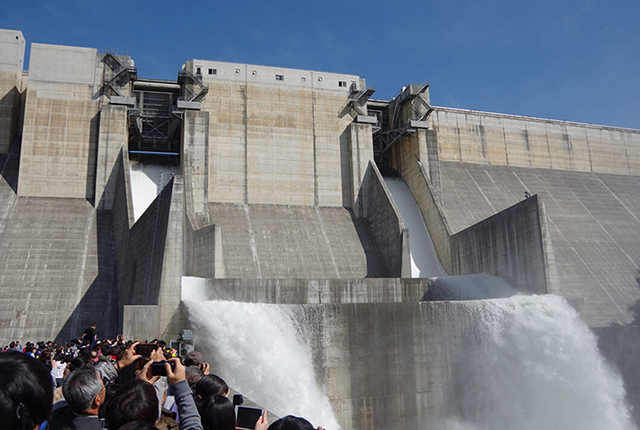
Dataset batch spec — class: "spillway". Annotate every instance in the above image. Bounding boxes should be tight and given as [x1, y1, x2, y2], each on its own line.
[129, 161, 180, 221]
[183, 275, 635, 430]
[183, 278, 340, 429]
[383, 176, 447, 278]
[434, 294, 636, 430]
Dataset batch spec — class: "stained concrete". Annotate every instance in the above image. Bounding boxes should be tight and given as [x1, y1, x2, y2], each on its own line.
[191, 277, 428, 304]
[0, 159, 118, 343]
[438, 161, 640, 326]
[431, 107, 640, 175]
[203, 203, 374, 279]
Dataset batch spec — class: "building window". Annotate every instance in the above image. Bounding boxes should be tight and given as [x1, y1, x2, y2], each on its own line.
[235, 68, 241, 74]
[275, 74, 284, 81]
[196, 67, 202, 75]
[208, 68, 217, 75]
[317, 77, 323, 82]
[252, 70, 257, 75]
[301, 76, 307, 82]
[338, 81, 347, 87]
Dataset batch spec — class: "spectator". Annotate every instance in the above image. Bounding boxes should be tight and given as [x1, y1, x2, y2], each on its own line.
[8, 341, 20, 352]
[267, 416, 324, 430]
[195, 374, 229, 401]
[0, 351, 53, 430]
[106, 357, 202, 430]
[197, 395, 236, 430]
[81, 323, 97, 346]
[183, 351, 210, 374]
[105, 379, 158, 429]
[49, 366, 105, 430]
[50, 352, 67, 388]
[185, 366, 204, 392]
[119, 422, 159, 430]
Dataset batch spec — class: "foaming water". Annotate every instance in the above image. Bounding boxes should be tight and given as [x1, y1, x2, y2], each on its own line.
[436, 294, 636, 430]
[129, 162, 180, 221]
[426, 274, 518, 301]
[183, 278, 340, 429]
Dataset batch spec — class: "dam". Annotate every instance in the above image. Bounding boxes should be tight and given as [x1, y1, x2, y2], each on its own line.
[1, 28, 640, 429]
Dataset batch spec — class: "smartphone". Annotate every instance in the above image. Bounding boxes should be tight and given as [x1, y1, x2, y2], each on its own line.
[135, 343, 158, 357]
[151, 360, 175, 376]
[236, 406, 263, 430]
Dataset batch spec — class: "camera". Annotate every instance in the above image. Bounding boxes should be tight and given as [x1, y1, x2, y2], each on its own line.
[135, 343, 158, 358]
[151, 360, 176, 376]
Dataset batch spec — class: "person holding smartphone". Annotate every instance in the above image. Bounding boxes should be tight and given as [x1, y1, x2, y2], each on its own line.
[196, 395, 268, 430]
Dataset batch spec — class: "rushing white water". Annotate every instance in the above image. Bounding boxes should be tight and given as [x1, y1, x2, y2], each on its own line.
[181, 284, 635, 429]
[383, 176, 447, 278]
[427, 274, 518, 301]
[182, 277, 340, 430]
[436, 294, 636, 430]
[129, 162, 180, 221]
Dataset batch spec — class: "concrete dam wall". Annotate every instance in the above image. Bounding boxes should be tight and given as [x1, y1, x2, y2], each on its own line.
[1, 28, 640, 430]
[185, 287, 636, 430]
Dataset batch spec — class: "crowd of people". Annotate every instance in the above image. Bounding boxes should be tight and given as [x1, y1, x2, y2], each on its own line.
[0, 324, 325, 430]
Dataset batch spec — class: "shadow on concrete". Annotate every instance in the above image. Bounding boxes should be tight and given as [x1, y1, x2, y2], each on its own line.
[0, 131, 21, 194]
[339, 128, 352, 208]
[350, 210, 389, 278]
[86, 113, 100, 206]
[54, 210, 118, 343]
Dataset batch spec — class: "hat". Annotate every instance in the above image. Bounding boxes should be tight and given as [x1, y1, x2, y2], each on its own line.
[184, 351, 204, 366]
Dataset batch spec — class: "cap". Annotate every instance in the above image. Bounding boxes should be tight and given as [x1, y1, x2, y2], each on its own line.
[184, 351, 204, 366]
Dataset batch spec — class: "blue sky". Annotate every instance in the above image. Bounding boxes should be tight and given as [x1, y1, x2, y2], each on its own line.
[2, 0, 639, 129]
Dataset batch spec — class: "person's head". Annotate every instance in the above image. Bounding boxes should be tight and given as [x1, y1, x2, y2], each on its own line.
[117, 421, 158, 430]
[198, 395, 236, 430]
[0, 351, 53, 430]
[195, 374, 229, 400]
[184, 351, 204, 367]
[37, 349, 51, 364]
[185, 365, 204, 392]
[105, 379, 158, 430]
[62, 366, 106, 414]
[267, 416, 315, 430]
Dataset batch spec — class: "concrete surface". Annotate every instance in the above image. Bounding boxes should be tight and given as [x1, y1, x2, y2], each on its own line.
[0, 161, 118, 343]
[359, 161, 407, 277]
[0, 29, 24, 154]
[18, 43, 103, 199]
[198, 73, 358, 207]
[431, 107, 640, 175]
[95, 104, 128, 209]
[202, 203, 373, 279]
[449, 195, 548, 295]
[190, 277, 428, 304]
[437, 161, 640, 326]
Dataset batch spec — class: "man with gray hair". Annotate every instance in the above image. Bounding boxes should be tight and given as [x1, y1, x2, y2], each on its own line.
[50, 365, 106, 430]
